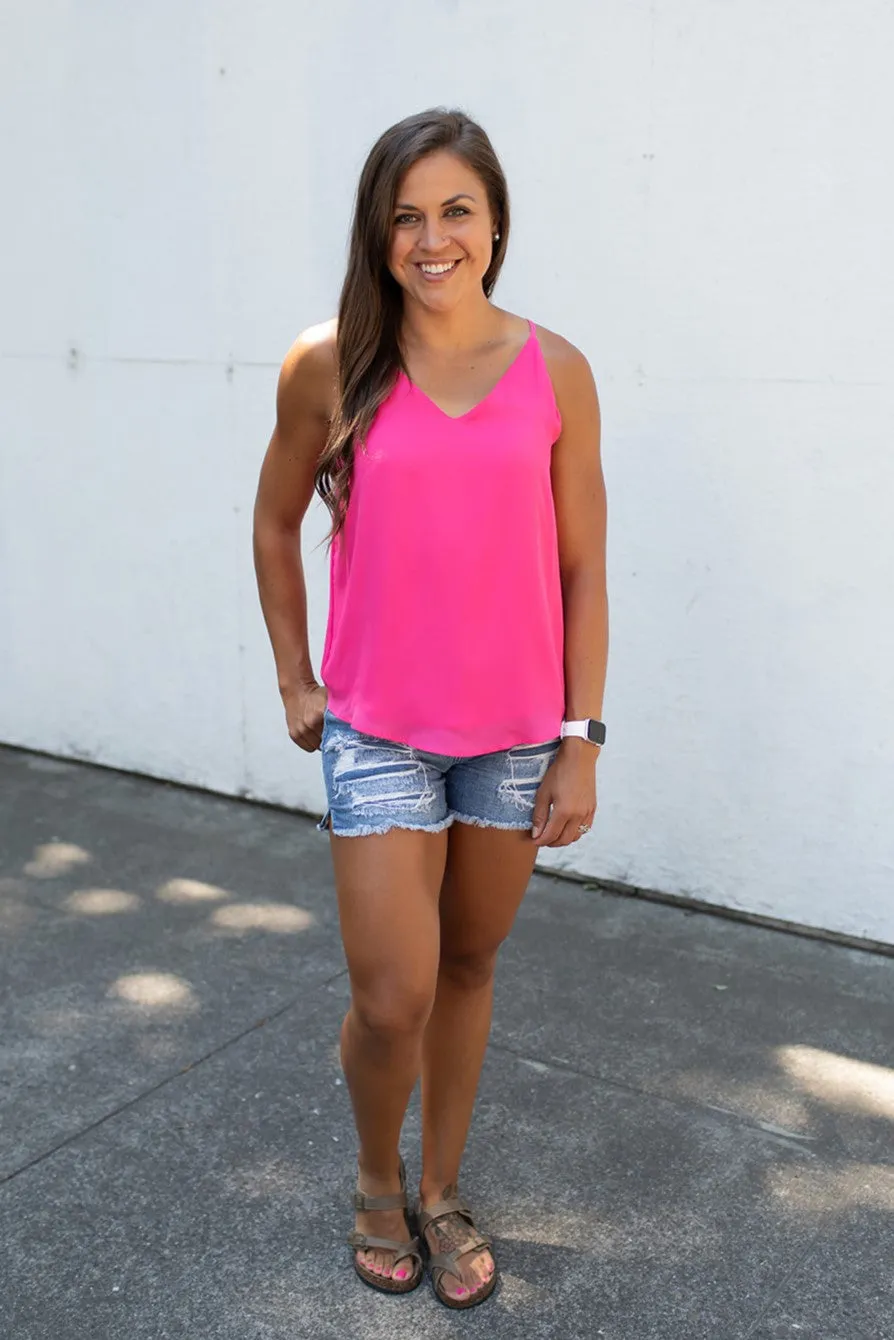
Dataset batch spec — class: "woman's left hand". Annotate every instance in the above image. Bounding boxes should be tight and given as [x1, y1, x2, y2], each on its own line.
[530, 745, 598, 847]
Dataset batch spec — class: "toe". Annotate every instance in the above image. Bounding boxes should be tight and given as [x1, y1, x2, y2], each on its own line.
[393, 1256, 412, 1282]
[440, 1271, 465, 1301]
[473, 1249, 494, 1291]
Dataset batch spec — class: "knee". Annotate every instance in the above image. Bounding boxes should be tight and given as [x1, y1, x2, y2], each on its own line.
[438, 945, 500, 991]
[351, 980, 434, 1041]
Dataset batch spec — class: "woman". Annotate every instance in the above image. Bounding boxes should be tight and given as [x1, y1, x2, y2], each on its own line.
[253, 107, 608, 1310]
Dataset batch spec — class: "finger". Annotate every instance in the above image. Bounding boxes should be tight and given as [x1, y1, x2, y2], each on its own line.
[533, 809, 566, 846]
[531, 789, 559, 841]
[549, 817, 592, 848]
[530, 803, 553, 844]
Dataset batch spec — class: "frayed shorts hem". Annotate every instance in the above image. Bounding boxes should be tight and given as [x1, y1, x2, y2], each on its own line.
[316, 809, 533, 838]
[449, 812, 532, 831]
[316, 810, 454, 838]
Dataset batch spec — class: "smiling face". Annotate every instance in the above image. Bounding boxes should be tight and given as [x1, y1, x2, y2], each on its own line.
[387, 150, 498, 309]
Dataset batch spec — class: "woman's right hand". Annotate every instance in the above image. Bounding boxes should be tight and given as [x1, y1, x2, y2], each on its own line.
[282, 681, 329, 752]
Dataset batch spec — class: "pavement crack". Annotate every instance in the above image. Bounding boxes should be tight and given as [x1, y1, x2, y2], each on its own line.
[0, 967, 348, 1189]
[487, 1039, 835, 1154]
[739, 1233, 827, 1337]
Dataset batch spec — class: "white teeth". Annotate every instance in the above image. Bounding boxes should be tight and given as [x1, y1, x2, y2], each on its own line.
[419, 261, 457, 274]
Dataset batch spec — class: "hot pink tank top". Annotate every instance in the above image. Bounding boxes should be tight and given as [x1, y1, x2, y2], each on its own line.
[320, 317, 565, 756]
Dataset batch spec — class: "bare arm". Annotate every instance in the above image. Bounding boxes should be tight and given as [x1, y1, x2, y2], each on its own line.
[252, 323, 336, 746]
[530, 326, 608, 848]
[547, 337, 608, 751]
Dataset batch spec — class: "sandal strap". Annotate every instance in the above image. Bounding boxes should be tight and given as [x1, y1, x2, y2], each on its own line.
[418, 1194, 494, 1288]
[428, 1236, 492, 1287]
[352, 1153, 409, 1212]
[353, 1188, 407, 1212]
[347, 1230, 422, 1263]
[416, 1194, 473, 1234]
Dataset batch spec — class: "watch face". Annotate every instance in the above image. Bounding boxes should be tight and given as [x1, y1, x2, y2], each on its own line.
[587, 719, 606, 745]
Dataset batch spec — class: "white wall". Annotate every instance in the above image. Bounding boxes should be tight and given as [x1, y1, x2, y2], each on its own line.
[2, 2, 892, 944]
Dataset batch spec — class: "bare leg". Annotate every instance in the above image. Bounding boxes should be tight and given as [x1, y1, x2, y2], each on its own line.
[419, 822, 538, 1301]
[330, 823, 448, 1280]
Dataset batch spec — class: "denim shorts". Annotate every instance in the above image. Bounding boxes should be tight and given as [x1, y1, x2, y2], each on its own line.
[315, 707, 562, 838]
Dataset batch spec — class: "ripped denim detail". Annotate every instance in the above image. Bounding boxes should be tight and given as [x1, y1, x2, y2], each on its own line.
[497, 741, 562, 811]
[329, 738, 438, 817]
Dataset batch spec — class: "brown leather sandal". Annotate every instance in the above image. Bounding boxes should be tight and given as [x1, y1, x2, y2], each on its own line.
[346, 1155, 424, 1295]
[417, 1192, 498, 1310]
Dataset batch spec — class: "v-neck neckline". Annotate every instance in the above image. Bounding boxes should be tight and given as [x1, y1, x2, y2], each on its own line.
[398, 319, 535, 422]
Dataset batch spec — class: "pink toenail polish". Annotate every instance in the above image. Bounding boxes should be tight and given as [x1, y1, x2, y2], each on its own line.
[395, 1269, 407, 1279]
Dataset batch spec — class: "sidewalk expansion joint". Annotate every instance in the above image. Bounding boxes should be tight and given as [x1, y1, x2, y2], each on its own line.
[739, 1233, 829, 1337]
[0, 966, 348, 1190]
[487, 1039, 842, 1157]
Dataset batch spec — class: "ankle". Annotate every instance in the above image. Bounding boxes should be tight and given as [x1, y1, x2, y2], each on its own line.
[357, 1154, 403, 1195]
[418, 1177, 459, 1208]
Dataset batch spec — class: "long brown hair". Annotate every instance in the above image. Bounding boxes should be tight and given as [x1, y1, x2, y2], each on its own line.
[313, 107, 510, 554]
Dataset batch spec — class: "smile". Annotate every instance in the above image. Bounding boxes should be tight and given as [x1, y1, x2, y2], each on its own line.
[416, 260, 460, 278]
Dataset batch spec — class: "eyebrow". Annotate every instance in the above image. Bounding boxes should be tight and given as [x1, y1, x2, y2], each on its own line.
[394, 193, 476, 210]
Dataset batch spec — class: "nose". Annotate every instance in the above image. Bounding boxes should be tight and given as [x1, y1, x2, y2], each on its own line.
[419, 216, 450, 252]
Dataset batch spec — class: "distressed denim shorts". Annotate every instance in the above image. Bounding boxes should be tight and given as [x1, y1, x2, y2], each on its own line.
[315, 707, 562, 838]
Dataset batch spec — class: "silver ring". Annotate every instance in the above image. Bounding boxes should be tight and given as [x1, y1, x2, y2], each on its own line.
[578, 823, 590, 834]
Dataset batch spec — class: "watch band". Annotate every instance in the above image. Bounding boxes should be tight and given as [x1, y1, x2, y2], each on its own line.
[560, 717, 606, 746]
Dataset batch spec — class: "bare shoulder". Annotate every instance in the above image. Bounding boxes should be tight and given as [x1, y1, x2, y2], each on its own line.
[283, 315, 338, 365]
[255, 319, 339, 528]
[277, 317, 339, 425]
[530, 320, 600, 436]
[532, 321, 595, 384]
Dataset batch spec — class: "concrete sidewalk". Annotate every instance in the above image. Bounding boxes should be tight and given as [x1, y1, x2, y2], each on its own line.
[1, 745, 892, 1340]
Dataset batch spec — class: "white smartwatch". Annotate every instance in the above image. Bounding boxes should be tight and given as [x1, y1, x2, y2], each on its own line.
[560, 717, 606, 746]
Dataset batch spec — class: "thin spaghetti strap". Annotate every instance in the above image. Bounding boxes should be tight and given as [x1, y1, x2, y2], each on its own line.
[526, 313, 561, 437]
